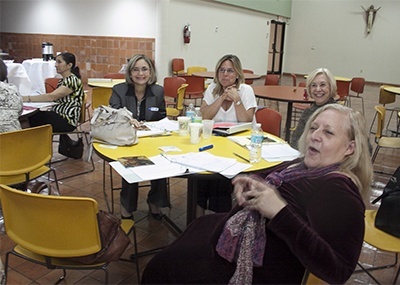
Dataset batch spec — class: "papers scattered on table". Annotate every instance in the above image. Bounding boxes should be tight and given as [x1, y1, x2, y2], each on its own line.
[137, 118, 179, 137]
[109, 151, 252, 183]
[261, 143, 302, 162]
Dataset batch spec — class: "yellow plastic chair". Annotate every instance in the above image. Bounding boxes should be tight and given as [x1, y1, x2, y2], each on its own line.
[91, 87, 113, 110]
[371, 106, 400, 164]
[0, 124, 59, 192]
[0, 184, 140, 284]
[301, 270, 327, 285]
[166, 83, 188, 119]
[356, 210, 400, 284]
[186, 66, 207, 75]
[369, 85, 399, 134]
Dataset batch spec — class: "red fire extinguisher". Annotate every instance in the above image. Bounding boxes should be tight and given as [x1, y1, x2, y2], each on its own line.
[183, 24, 191, 44]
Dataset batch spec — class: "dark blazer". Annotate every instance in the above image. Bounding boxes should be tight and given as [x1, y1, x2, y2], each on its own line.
[109, 82, 166, 121]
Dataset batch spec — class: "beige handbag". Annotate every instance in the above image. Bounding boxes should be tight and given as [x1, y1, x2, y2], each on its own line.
[91, 105, 138, 146]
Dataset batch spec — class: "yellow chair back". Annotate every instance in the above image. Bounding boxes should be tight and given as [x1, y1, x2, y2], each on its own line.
[0, 184, 101, 257]
[186, 66, 207, 75]
[91, 87, 113, 110]
[166, 83, 188, 118]
[0, 125, 52, 183]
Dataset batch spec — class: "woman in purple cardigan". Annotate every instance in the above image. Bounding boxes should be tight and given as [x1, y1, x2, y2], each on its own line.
[142, 104, 373, 284]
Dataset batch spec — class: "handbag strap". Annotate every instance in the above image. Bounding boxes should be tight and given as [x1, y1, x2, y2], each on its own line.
[372, 176, 400, 204]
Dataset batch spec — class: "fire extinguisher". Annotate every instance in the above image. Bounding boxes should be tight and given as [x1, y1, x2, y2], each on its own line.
[183, 24, 191, 44]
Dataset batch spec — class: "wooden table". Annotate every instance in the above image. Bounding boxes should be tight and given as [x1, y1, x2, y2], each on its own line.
[252, 85, 315, 142]
[193, 71, 261, 80]
[384, 86, 400, 95]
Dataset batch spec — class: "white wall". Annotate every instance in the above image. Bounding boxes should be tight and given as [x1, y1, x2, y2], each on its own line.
[0, 0, 157, 37]
[0, 0, 272, 81]
[156, 0, 271, 80]
[284, 0, 400, 84]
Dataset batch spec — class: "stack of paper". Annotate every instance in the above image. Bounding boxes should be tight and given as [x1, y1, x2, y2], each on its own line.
[137, 118, 179, 137]
[261, 144, 302, 162]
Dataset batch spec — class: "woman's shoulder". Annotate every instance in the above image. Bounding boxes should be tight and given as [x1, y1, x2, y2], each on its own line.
[239, 83, 253, 91]
[149, 84, 164, 96]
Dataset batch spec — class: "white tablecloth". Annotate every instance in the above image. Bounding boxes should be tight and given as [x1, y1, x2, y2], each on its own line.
[22, 59, 58, 94]
[5, 62, 31, 95]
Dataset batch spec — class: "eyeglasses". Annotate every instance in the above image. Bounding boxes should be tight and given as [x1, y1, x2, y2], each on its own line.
[218, 68, 235, 74]
[310, 82, 328, 89]
[132, 67, 150, 74]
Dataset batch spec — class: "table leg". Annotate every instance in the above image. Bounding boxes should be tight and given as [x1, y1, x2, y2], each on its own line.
[284, 102, 293, 142]
[187, 176, 198, 225]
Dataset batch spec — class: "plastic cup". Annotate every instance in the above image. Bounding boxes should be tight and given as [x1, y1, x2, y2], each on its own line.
[202, 120, 214, 139]
[177, 116, 190, 136]
[189, 123, 203, 144]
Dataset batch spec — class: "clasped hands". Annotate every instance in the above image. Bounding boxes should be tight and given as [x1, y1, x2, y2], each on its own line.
[232, 175, 287, 219]
[221, 85, 240, 103]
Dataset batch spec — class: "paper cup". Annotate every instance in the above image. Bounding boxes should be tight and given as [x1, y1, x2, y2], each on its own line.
[178, 116, 190, 136]
[202, 119, 214, 139]
[189, 122, 203, 144]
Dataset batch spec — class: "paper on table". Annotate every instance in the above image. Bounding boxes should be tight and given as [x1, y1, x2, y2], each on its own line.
[23, 102, 57, 109]
[165, 152, 238, 173]
[220, 161, 252, 179]
[261, 143, 302, 162]
[137, 118, 179, 137]
[110, 154, 201, 183]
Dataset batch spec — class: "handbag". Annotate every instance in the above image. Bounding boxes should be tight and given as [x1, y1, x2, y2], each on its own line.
[372, 166, 400, 237]
[58, 134, 84, 159]
[70, 210, 131, 264]
[91, 105, 138, 146]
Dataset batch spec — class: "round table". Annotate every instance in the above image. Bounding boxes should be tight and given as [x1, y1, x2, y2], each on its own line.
[252, 85, 315, 142]
[93, 130, 282, 224]
[22, 59, 58, 94]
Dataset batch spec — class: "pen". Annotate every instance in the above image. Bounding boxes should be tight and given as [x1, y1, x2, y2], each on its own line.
[199, 144, 213, 152]
[233, 152, 250, 163]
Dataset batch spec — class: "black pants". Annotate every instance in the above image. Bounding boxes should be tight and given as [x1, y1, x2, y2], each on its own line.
[28, 110, 75, 132]
[121, 178, 169, 212]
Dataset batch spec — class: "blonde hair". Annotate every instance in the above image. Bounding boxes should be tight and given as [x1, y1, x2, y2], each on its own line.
[305, 68, 337, 99]
[298, 104, 373, 199]
[212, 54, 245, 97]
[126, 54, 157, 85]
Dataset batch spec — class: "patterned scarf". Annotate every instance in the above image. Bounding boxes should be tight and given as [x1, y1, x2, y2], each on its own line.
[216, 161, 340, 285]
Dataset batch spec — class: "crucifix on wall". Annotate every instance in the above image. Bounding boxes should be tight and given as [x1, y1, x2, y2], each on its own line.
[362, 5, 381, 34]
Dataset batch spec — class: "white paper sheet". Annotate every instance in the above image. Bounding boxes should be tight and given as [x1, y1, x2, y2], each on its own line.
[261, 144, 302, 162]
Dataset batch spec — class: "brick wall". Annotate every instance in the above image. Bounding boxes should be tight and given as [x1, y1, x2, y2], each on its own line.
[0, 32, 155, 84]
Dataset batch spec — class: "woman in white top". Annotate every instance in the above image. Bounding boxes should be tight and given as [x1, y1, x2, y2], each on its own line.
[200, 54, 257, 122]
[197, 55, 257, 217]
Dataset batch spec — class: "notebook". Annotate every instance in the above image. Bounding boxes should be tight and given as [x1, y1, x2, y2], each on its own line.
[212, 122, 252, 136]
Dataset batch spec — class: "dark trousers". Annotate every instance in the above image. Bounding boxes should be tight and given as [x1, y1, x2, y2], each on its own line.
[28, 110, 75, 132]
[121, 178, 169, 212]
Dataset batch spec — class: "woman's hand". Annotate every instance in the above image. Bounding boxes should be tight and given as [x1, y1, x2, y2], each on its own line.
[223, 85, 240, 102]
[130, 118, 141, 128]
[232, 175, 287, 219]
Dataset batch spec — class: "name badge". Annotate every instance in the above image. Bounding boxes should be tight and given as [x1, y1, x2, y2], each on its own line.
[148, 107, 159, 112]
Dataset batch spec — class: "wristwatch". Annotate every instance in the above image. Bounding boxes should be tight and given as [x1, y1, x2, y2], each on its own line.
[235, 100, 242, 106]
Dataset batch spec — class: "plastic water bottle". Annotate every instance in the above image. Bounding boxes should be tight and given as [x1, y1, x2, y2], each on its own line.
[249, 123, 263, 163]
[193, 107, 202, 123]
[186, 103, 196, 122]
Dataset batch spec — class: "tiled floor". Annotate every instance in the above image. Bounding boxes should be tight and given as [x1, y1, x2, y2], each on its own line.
[1, 74, 399, 284]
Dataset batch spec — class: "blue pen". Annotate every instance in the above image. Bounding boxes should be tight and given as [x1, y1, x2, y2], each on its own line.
[199, 144, 213, 152]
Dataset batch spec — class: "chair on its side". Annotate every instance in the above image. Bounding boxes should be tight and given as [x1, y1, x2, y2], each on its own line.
[347, 77, 366, 114]
[186, 66, 207, 75]
[103, 73, 125, 79]
[179, 75, 205, 107]
[0, 124, 60, 192]
[356, 210, 400, 285]
[172, 58, 185, 75]
[243, 69, 254, 85]
[164, 76, 186, 107]
[371, 106, 400, 166]
[166, 83, 188, 119]
[0, 184, 140, 284]
[255, 107, 282, 138]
